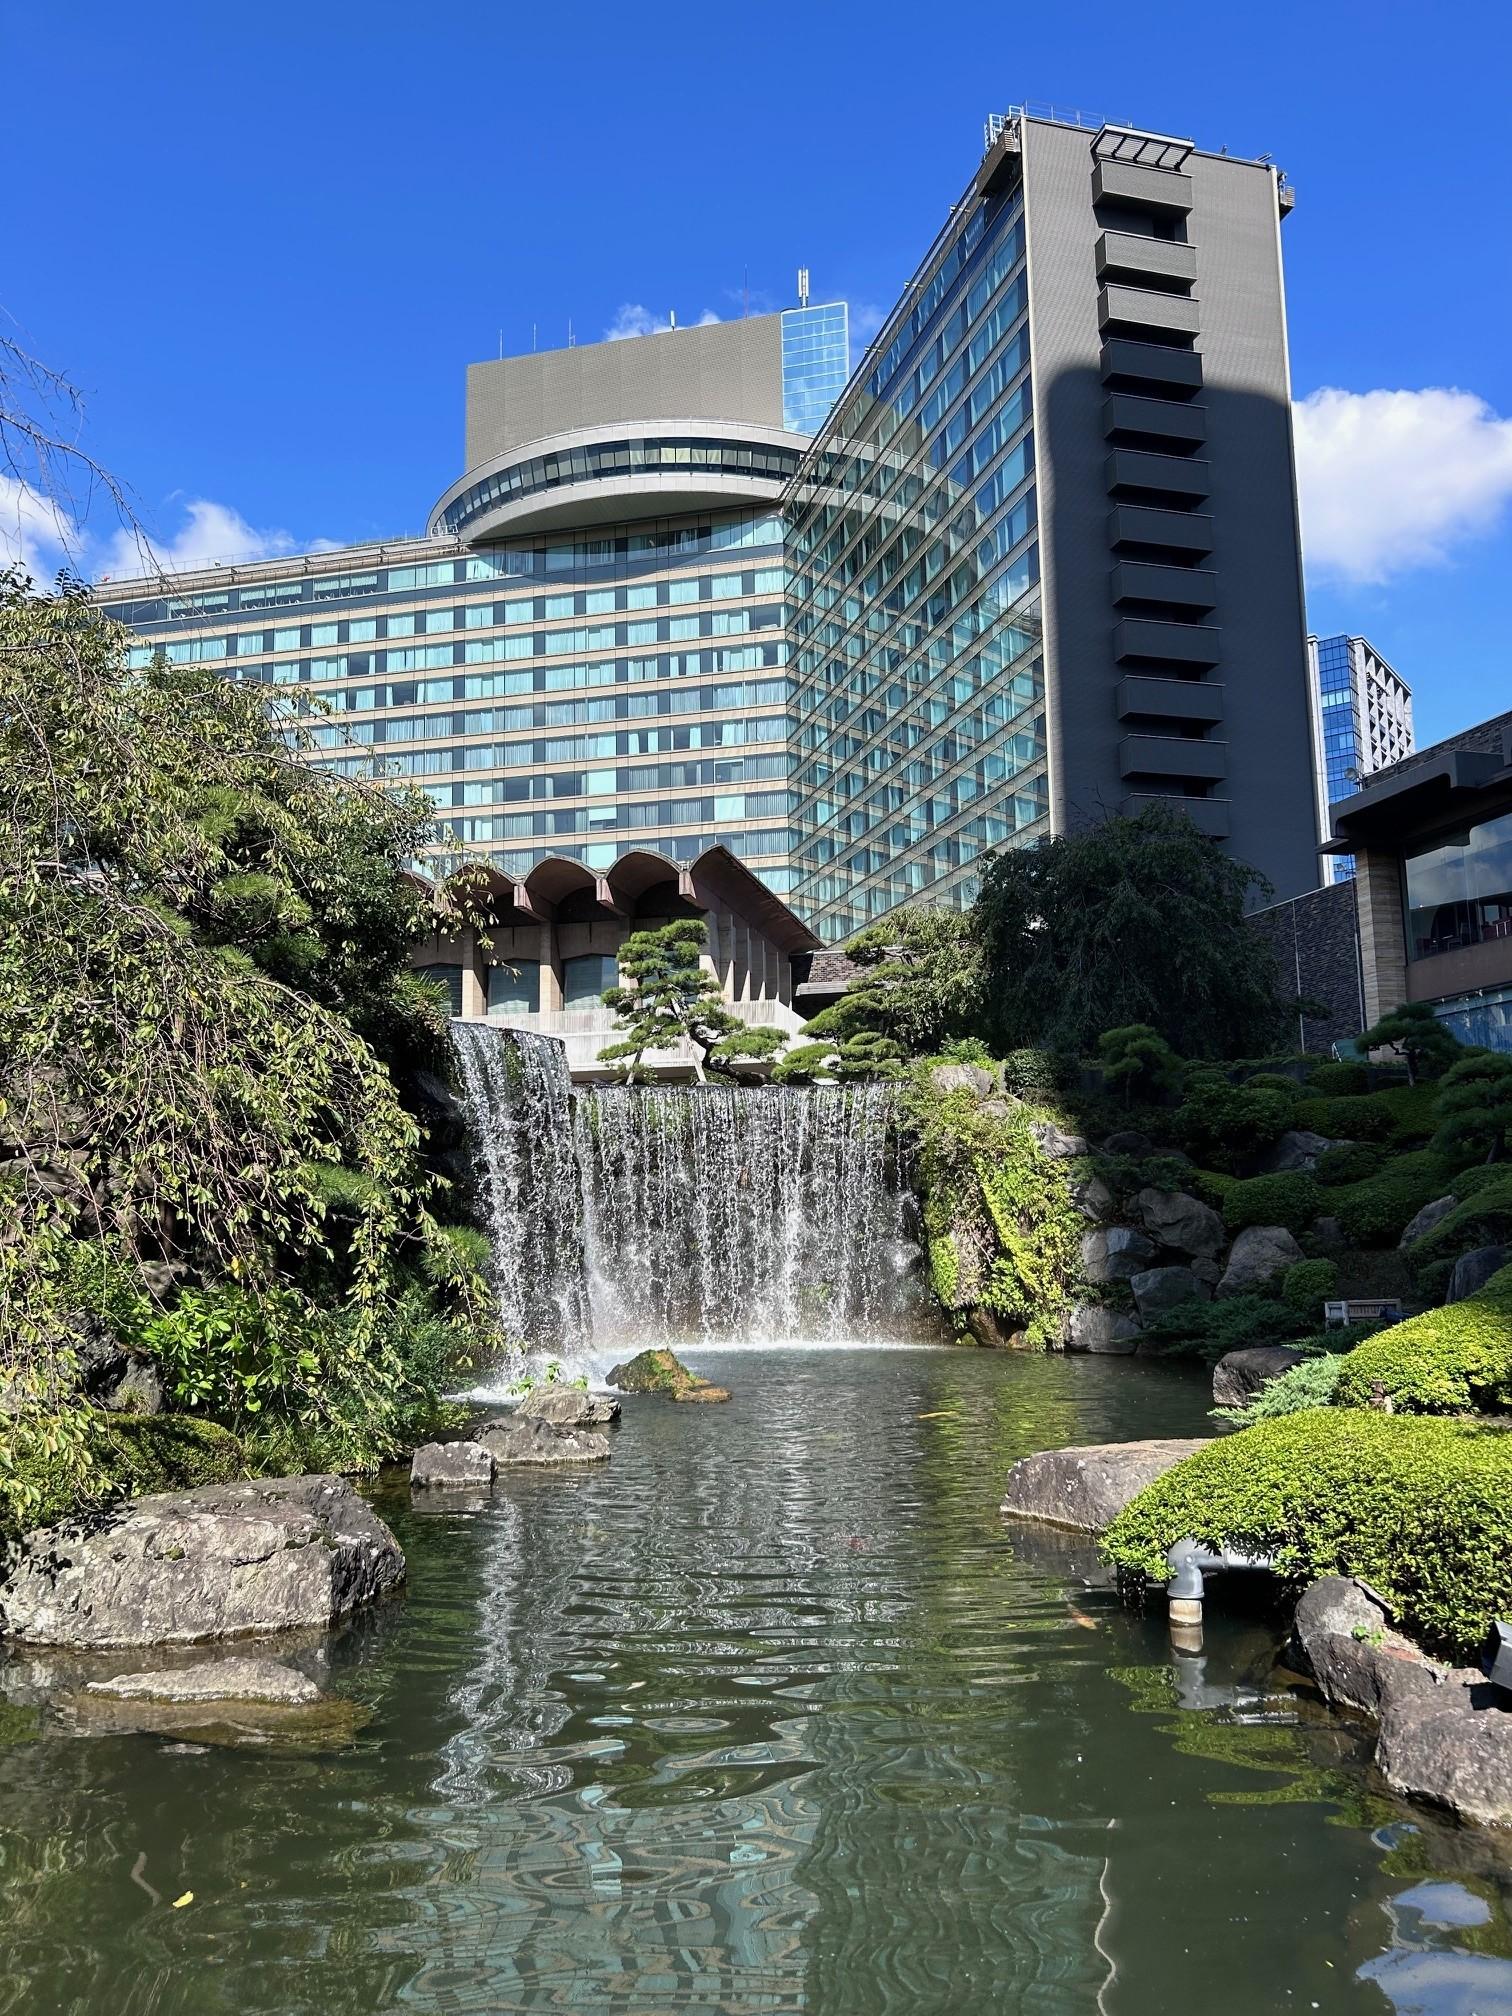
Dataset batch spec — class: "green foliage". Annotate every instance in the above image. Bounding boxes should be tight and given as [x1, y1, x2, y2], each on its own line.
[1291, 1094, 1391, 1142]
[1406, 1173, 1512, 1267]
[939, 1036, 995, 1067]
[1334, 1265, 1512, 1414]
[1433, 1051, 1512, 1167]
[999, 1048, 1066, 1098]
[1097, 1024, 1185, 1106]
[1329, 1151, 1454, 1247]
[1282, 1257, 1339, 1316]
[1222, 1172, 1321, 1237]
[906, 1073, 1083, 1347]
[973, 805, 1289, 1060]
[1308, 1060, 1368, 1096]
[1315, 1141, 1385, 1187]
[1215, 1351, 1344, 1425]
[1138, 1292, 1306, 1364]
[598, 920, 785, 1082]
[0, 1413, 245, 1542]
[792, 906, 980, 1080]
[1104, 1409, 1512, 1661]
[1176, 1074, 1295, 1169]
[1242, 1072, 1305, 1101]
[1360, 999, 1462, 1085]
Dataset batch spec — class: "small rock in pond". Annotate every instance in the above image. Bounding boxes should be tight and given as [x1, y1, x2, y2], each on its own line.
[607, 1348, 731, 1402]
[86, 1657, 320, 1706]
[474, 1417, 611, 1465]
[411, 1441, 495, 1489]
[517, 1386, 621, 1427]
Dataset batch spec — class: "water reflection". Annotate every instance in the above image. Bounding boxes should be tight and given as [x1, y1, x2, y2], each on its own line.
[2, 1349, 1511, 2014]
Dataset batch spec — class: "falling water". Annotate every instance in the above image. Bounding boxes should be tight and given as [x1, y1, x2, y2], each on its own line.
[574, 1082, 929, 1349]
[450, 1022, 587, 1358]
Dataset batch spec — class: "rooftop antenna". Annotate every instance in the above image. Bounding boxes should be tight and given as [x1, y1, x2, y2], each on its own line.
[532, 323, 537, 352]
[669, 308, 676, 328]
[568, 317, 574, 347]
[497, 329, 503, 359]
[743, 266, 749, 317]
[797, 265, 810, 308]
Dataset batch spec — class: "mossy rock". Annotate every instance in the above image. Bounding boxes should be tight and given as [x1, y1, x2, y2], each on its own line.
[607, 1349, 730, 1403]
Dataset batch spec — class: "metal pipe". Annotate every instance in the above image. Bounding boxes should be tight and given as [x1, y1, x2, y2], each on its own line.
[1165, 1538, 1277, 1639]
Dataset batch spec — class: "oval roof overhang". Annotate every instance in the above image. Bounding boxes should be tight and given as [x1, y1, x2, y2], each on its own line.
[427, 419, 809, 544]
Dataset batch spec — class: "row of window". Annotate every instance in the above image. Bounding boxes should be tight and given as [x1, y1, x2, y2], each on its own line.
[302, 711, 788, 765]
[433, 790, 793, 843]
[436, 437, 804, 538]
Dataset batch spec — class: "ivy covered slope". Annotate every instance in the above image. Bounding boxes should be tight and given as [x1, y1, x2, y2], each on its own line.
[0, 572, 492, 1536]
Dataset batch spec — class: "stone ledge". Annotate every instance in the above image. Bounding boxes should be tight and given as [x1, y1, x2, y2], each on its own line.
[1000, 1438, 1211, 1533]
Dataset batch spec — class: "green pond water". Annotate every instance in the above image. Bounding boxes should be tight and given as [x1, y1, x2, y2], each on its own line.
[3, 1346, 1512, 2015]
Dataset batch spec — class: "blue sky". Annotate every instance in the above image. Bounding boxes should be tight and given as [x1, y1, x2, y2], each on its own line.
[4, 0, 1509, 743]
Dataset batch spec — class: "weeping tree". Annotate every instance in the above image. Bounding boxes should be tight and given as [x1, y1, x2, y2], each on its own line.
[0, 571, 486, 1517]
[598, 919, 786, 1083]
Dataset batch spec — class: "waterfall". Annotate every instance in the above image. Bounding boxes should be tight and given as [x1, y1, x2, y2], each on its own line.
[575, 1082, 926, 1349]
[450, 1023, 587, 1357]
[450, 1025, 931, 1368]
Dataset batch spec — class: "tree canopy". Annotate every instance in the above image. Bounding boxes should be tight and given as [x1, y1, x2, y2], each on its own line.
[973, 806, 1289, 1059]
[775, 905, 980, 1081]
[1361, 999, 1462, 1086]
[598, 919, 785, 1082]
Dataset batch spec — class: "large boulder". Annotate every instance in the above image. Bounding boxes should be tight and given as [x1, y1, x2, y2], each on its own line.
[1070, 1173, 1116, 1223]
[1134, 1187, 1226, 1261]
[517, 1385, 621, 1427]
[1212, 1345, 1307, 1408]
[473, 1417, 611, 1465]
[0, 1475, 404, 1649]
[1216, 1224, 1304, 1298]
[1080, 1225, 1155, 1284]
[411, 1441, 494, 1489]
[1001, 1438, 1210, 1532]
[1130, 1264, 1211, 1321]
[1292, 1577, 1512, 1828]
[929, 1062, 997, 1099]
[1447, 1246, 1508, 1304]
[1029, 1120, 1089, 1160]
[965, 1308, 1028, 1350]
[607, 1348, 730, 1402]
[1062, 1304, 1141, 1354]
[85, 1656, 319, 1706]
[1399, 1195, 1458, 1250]
[1258, 1130, 1342, 1174]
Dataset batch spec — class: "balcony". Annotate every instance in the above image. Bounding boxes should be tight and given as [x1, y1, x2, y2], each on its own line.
[1099, 285, 1201, 342]
[1103, 393, 1207, 449]
[1107, 504, 1215, 556]
[1114, 617, 1220, 667]
[1105, 449, 1211, 503]
[1116, 675, 1225, 725]
[1093, 159, 1194, 213]
[1122, 791, 1231, 838]
[1119, 735, 1228, 782]
[1101, 339, 1205, 395]
[1095, 230, 1198, 290]
[1110, 561, 1217, 610]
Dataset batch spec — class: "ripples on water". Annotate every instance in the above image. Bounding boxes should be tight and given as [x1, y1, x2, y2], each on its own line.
[2, 1349, 1511, 2015]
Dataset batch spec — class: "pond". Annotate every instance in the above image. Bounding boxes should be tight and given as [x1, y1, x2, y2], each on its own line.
[3, 1347, 1511, 2015]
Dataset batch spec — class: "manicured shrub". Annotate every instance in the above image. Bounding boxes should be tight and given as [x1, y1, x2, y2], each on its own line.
[1222, 1171, 1321, 1237]
[1243, 1072, 1306, 1101]
[1215, 1351, 1344, 1425]
[1315, 1141, 1385, 1187]
[1334, 1265, 1512, 1413]
[1407, 1174, 1512, 1265]
[1103, 1408, 1512, 1661]
[999, 1047, 1065, 1097]
[1292, 1093, 1394, 1142]
[1330, 1151, 1453, 1246]
[1308, 1060, 1367, 1096]
[1282, 1257, 1339, 1317]
[1176, 1075, 1295, 1167]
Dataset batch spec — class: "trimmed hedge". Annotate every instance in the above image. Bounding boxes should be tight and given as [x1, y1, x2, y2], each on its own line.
[1221, 1171, 1320, 1236]
[1407, 1171, 1512, 1265]
[1282, 1257, 1338, 1316]
[1294, 1084, 1441, 1149]
[1329, 1150, 1453, 1246]
[1334, 1264, 1512, 1414]
[1315, 1141, 1385, 1187]
[1103, 1408, 1512, 1661]
[1307, 1060, 1367, 1096]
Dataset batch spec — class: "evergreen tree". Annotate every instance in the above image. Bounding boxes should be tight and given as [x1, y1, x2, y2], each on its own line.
[1097, 1024, 1185, 1106]
[1433, 1051, 1512, 1165]
[1360, 999, 1461, 1085]
[598, 920, 785, 1083]
[775, 905, 980, 1081]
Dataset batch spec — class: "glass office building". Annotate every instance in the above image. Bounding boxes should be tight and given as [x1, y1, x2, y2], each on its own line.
[1307, 632, 1414, 883]
[98, 112, 1320, 945]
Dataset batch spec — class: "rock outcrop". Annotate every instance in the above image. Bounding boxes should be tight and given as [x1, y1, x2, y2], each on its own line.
[608, 1348, 731, 1402]
[1062, 1304, 1141, 1354]
[1216, 1224, 1304, 1298]
[85, 1656, 320, 1705]
[1130, 1264, 1210, 1320]
[1134, 1187, 1226, 1260]
[1211, 1344, 1307, 1408]
[1001, 1438, 1210, 1533]
[1258, 1130, 1342, 1174]
[472, 1417, 611, 1465]
[0, 1475, 405, 1649]
[1399, 1195, 1458, 1249]
[1080, 1225, 1155, 1284]
[517, 1385, 621, 1427]
[1291, 1576, 1512, 1828]
[411, 1441, 495, 1489]
[1029, 1120, 1089, 1160]
[1447, 1246, 1508, 1304]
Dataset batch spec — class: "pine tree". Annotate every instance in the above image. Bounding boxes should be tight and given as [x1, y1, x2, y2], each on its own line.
[1360, 1000, 1461, 1085]
[598, 920, 785, 1084]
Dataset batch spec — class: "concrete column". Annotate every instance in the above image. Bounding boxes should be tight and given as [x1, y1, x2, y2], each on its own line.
[700, 911, 720, 985]
[736, 920, 754, 1003]
[461, 930, 486, 1020]
[1356, 848, 1408, 1027]
[538, 920, 562, 1014]
[720, 909, 737, 1002]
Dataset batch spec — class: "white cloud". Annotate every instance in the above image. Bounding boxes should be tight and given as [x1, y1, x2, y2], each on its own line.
[603, 302, 721, 342]
[1294, 385, 1512, 586]
[847, 301, 887, 370]
[0, 483, 303, 587]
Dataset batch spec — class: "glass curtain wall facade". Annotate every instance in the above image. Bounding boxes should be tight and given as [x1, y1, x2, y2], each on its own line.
[109, 512, 799, 889]
[784, 164, 1046, 935]
[780, 304, 850, 436]
[1309, 633, 1414, 884]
